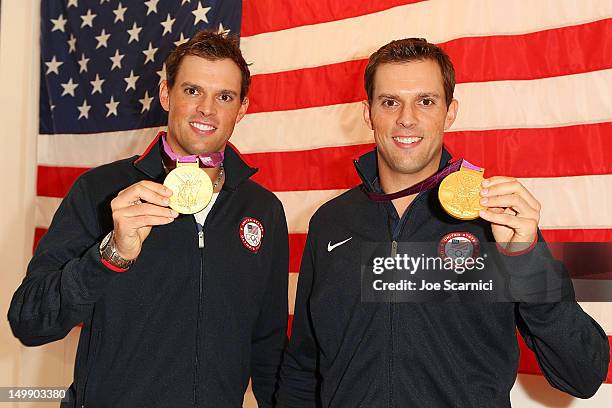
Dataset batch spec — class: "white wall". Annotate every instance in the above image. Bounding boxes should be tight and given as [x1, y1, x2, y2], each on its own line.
[0, 1, 78, 408]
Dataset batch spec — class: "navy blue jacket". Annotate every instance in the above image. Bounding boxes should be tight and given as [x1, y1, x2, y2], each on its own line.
[9, 136, 289, 407]
[277, 149, 609, 407]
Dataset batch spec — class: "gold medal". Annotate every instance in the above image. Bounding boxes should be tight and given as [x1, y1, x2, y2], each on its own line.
[163, 162, 213, 214]
[438, 165, 484, 220]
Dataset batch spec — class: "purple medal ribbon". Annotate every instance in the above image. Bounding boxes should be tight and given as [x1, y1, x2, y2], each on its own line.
[161, 133, 224, 168]
[365, 159, 481, 202]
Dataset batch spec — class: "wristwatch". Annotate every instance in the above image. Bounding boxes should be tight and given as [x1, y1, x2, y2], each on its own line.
[99, 231, 135, 269]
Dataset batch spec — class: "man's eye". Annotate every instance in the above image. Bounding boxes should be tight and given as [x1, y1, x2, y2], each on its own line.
[185, 87, 199, 96]
[218, 94, 233, 102]
[420, 98, 434, 106]
[382, 99, 398, 108]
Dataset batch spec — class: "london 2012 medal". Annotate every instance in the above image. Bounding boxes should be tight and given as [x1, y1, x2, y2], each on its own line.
[438, 162, 484, 220]
[163, 162, 213, 214]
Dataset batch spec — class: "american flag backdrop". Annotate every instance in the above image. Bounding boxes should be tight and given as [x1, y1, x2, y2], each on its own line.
[35, 0, 612, 405]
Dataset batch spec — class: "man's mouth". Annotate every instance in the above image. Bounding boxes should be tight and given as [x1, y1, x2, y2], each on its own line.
[190, 121, 216, 132]
[392, 136, 423, 145]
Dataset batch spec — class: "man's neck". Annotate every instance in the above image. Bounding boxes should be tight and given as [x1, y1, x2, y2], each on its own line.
[378, 154, 441, 217]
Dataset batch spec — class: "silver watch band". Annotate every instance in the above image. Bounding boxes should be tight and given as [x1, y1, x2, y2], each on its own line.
[99, 231, 135, 269]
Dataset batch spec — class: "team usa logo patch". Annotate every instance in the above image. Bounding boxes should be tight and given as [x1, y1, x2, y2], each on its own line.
[240, 217, 264, 252]
[438, 232, 481, 259]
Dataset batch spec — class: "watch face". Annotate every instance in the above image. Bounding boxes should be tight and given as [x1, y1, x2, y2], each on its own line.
[100, 231, 113, 250]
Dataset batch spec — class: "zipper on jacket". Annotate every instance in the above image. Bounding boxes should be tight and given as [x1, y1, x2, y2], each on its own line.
[387, 200, 419, 408]
[194, 222, 204, 406]
[190, 191, 226, 406]
[389, 240, 396, 408]
[198, 229, 204, 249]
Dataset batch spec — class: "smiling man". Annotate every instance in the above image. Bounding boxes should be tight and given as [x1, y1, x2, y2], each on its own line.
[9, 31, 288, 407]
[276, 38, 609, 407]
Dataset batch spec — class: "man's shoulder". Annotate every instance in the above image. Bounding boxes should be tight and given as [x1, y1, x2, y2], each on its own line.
[82, 156, 139, 178]
[239, 179, 284, 209]
[310, 186, 367, 227]
[70, 156, 140, 196]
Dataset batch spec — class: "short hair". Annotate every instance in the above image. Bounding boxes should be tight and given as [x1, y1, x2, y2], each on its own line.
[165, 30, 251, 101]
[364, 38, 455, 107]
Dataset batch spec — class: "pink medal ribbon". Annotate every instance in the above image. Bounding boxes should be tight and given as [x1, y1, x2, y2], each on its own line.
[161, 133, 224, 168]
[365, 159, 482, 202]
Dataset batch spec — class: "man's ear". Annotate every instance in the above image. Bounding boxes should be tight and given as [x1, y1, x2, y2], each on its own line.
[362, 100, 373, 130]
[235, 97, 249, 124]
[159, 80, 170, 112]
[444, 99, 458, 131]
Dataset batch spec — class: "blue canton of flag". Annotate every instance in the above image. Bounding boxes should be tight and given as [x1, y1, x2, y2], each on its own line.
[40, 0, 242, 135]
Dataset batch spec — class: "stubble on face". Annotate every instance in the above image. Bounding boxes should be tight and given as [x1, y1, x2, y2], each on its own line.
[159, 56, 249, 156]
[363, 60, 458, 190]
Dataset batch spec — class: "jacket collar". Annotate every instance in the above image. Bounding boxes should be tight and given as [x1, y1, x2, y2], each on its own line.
[133, 132, 258, 191]
[354, 146, 454, 193]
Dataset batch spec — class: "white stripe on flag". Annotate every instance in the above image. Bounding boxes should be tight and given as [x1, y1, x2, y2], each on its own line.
[241, 0, 612, 74]
[38, 69, 612, 165]
[520, 175, 612, 230]
[38, 126, 165, 168]
[579, 302, 612, 334]
[35, 175, 612, 233]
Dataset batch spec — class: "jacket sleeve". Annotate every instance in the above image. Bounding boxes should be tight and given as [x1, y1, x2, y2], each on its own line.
[276, 231, 320, 408]
[8, 176, 121, 346]
[507, 233, 610, 398]
[516, 302, 609, 398]
[251, 201, 290, 407]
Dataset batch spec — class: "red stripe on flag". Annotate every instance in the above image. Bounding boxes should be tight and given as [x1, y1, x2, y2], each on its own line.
[289, 233, 307, 272]
[248, 144, 373, 192]
[37, 166, 88, 197]
[542, 229, 612, 243]
[444, 123, 612, 178]
[241, 0, 425, 37]
[287, 314, 294, 338]
[517, 332, 612, 384]
[35, 122, 612, 198]
[33, 228, 47, 254]
[249, 123, 611, 191]
[443, 18, 612, 82]
[249, 59, 367, 113]
[248, 20, 612, 113]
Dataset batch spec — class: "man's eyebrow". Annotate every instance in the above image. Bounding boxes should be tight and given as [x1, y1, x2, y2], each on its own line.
[180, 82, 203, 90]
[376, 92, 442, 100]
[219, 89, 239, 97]
[417, 92, 442, 99]
[377, 93, 399, 100]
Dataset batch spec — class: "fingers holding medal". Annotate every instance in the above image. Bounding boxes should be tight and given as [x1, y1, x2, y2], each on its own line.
[478, 176, 541, 247]
[437, 161, 540, 250]
[110, 180, 178, 260]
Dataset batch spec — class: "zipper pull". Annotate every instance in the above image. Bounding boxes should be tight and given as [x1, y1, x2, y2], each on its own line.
[198, 231, 204, 248]
[391, 240, 398, 257]
[196, 223, 204, 248]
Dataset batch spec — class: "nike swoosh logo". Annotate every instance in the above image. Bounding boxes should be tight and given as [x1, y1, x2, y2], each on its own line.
[327, 237, 352, 252]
